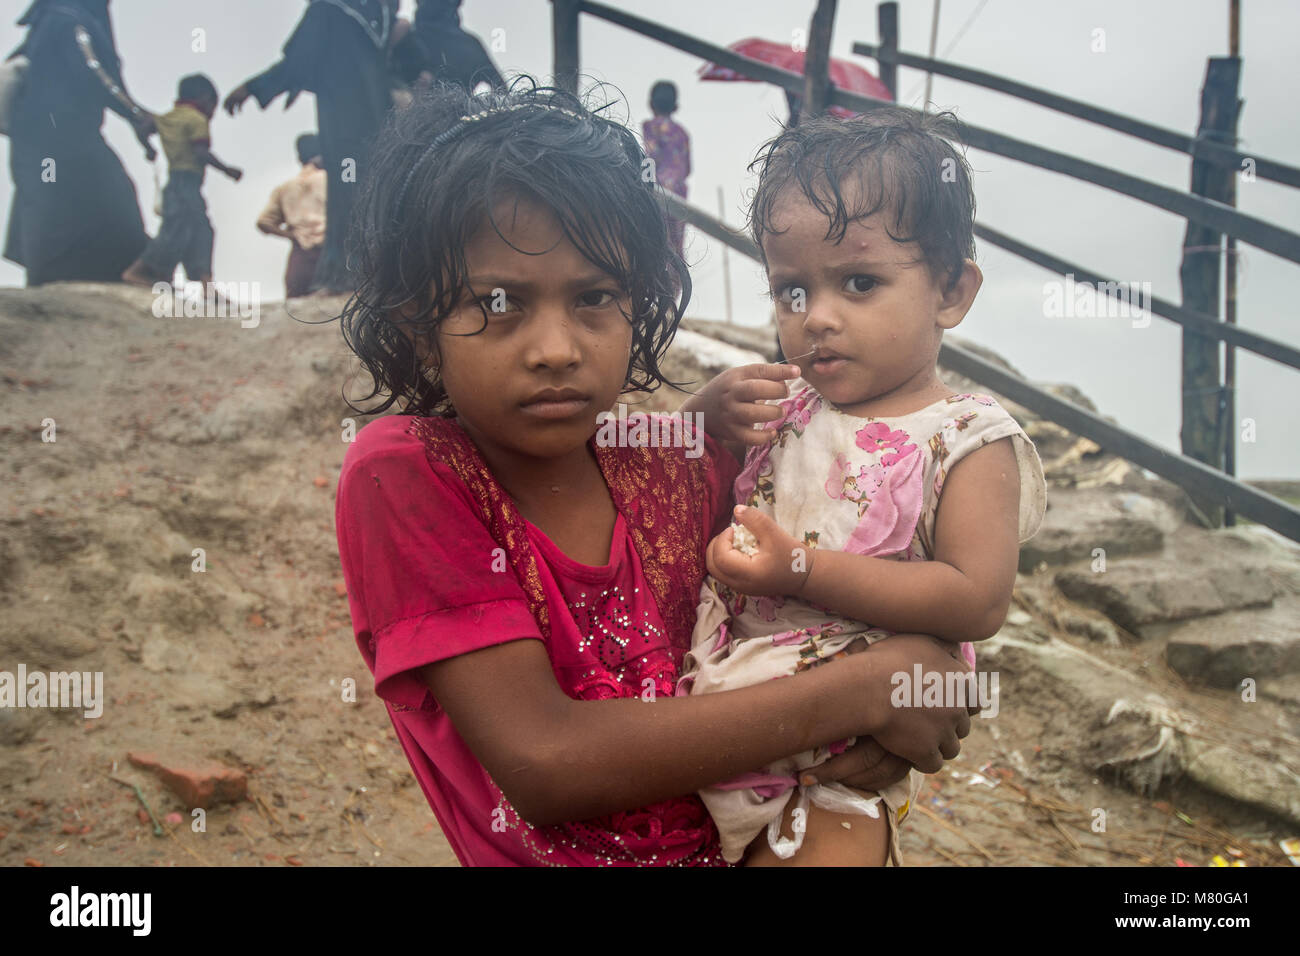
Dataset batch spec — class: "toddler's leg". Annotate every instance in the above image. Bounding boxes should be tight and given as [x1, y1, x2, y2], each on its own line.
[744, 789, 889, 867]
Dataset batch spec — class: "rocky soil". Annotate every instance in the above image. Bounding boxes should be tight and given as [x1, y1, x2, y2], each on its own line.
[1, 285, 1295, 868]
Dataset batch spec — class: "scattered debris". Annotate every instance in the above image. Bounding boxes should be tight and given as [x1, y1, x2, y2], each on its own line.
[108, 775, 164, 836]
[1282, 838, 1300, 867]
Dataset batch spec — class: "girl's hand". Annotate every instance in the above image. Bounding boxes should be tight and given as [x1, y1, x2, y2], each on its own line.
[706, 505, 810, 596]
[803, 737, 912, 792]
[680, 363, 800, 448]
[848, 634, 977, 774]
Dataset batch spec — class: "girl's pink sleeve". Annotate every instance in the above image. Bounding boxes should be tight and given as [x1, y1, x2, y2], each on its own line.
[335, 418, 541, 711]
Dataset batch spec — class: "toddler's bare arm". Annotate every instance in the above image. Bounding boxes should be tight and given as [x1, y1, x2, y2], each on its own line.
[709, 438, 1021, 643]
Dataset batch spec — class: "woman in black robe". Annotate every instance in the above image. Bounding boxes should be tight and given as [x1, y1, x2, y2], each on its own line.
[4, 0, 154, 286]
[225, 0, 397, 295]
[392, 0, 505, 93]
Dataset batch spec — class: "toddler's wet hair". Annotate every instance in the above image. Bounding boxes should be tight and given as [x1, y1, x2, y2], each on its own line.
[340, 78, 689, 416]
[748, 106, 976, 292]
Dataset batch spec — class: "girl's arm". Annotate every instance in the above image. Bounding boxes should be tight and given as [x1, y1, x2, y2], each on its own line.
[419, 632, 972, 827]
[710, 438, 1022, 643]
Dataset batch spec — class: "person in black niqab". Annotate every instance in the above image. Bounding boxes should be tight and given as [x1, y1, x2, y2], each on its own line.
[4, 0, 155, 286]
[392, 0, 505, 93]
[225, 0, 398, 295]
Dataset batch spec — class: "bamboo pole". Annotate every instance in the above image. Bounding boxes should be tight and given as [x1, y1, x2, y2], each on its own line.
[802, 0, 837, 118]
[923, 0, 941, 113]
[1223, 0, 1241, 525]
[877, 2, 899, 100]
[717, 186, 733, 325]
[551, 0, 580, 95]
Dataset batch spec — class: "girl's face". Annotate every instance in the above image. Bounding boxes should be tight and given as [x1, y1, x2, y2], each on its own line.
[764, 185, 981, 417]
[432, 196, 635, 465]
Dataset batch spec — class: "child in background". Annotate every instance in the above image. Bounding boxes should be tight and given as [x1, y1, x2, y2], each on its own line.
[257, 133, 327, 298]
[680, 107, 1047, 866]
[122, 74, 242, 288]
[332, 82, 978, 867]
[642, 80, 690, 261]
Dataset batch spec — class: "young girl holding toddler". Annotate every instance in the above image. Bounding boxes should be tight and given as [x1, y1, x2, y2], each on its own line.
[679, 108, 1046, 866]
[333, 81, 979, 867]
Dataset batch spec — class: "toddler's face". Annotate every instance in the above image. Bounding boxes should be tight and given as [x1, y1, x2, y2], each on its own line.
[764, 186, 976, 417]
[431, 195, 634, 466]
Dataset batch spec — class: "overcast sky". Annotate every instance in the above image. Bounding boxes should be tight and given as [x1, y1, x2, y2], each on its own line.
[2, 0, 1296, 478]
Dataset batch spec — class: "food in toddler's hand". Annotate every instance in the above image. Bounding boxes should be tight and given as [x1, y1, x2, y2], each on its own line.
[731, 523, 759, 555]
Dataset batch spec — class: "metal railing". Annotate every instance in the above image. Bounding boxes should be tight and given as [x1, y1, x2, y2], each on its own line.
[552, 0, 1300, 543]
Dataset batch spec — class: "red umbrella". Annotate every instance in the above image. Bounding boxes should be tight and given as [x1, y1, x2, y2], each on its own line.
[699, 37, 892, 119]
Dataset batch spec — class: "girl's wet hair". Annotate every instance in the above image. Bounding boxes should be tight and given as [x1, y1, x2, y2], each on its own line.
[340, 79, 690, 416]
[748, 106, 976, 292]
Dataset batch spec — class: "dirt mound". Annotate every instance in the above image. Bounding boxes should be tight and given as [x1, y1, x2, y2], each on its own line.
[1, 287, 1292, 868]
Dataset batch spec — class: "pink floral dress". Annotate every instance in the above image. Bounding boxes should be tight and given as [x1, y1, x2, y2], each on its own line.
[678, 384, 1047, 864]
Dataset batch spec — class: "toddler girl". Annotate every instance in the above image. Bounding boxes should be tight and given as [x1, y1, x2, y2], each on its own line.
[333, 82, 980, 866]
[682, 107, 1047, 866]
[642, 79, 690, 260]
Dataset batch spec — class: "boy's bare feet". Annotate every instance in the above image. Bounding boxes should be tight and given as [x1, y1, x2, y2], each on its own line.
[120, 261, 157, 287]
[197, 278, 230, 314]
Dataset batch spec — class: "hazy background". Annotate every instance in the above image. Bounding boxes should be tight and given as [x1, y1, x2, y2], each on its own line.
[2, 0, 1296, 478]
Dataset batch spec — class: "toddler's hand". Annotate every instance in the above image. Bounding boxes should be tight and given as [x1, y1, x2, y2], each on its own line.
[681, 363, 799, 448]
[706, 505, 811, 596]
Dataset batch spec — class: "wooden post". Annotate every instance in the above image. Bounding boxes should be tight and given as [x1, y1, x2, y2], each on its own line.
[552, 0, 580, 96]
[877, 2, 899, 100]
[718, 186, 733, 325]
[1178, 56, 1241, 527]
[923, 0, 941, 113]
[803, 0, 837, 119]
[1224, 0, 1240, 525]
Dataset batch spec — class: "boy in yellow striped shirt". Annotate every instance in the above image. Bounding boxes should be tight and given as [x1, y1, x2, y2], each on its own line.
[122, 74, 242, 287]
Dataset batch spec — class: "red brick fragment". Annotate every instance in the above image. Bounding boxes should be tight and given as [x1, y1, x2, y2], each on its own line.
[127, 751, 249, 810]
